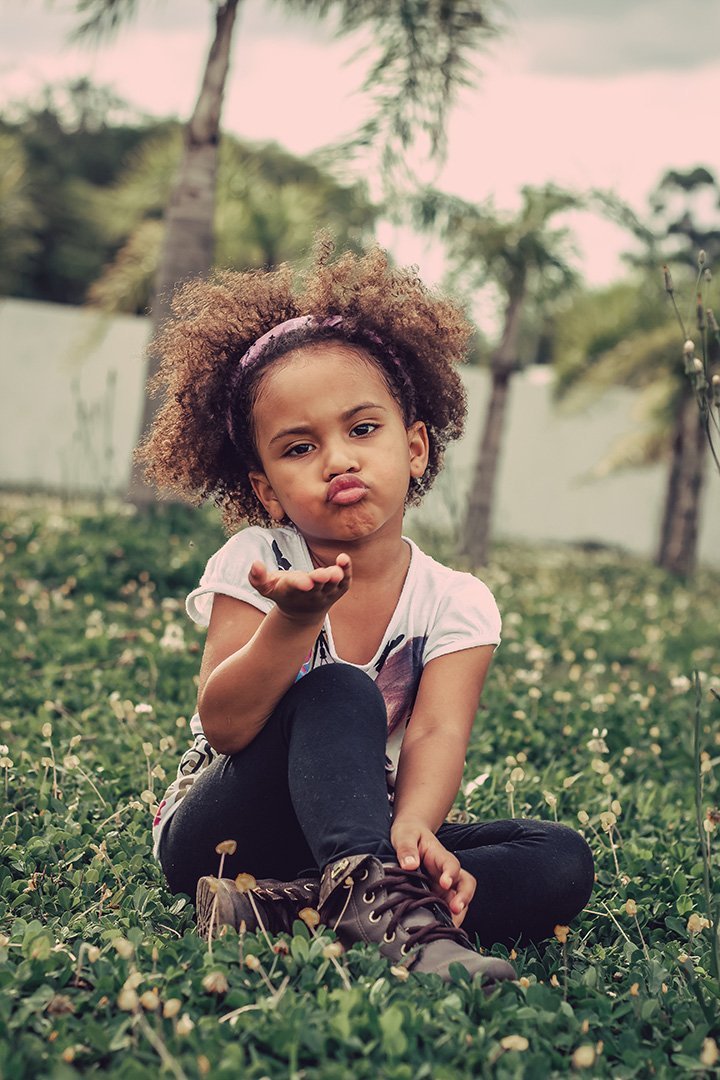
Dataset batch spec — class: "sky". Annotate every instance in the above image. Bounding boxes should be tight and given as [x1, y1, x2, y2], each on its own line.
[2, 0, 719, 289]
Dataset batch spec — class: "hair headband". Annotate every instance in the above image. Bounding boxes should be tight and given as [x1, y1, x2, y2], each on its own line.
[226, 314, 416, 449]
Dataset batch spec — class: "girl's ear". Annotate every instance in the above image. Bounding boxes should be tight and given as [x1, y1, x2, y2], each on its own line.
[407, 420, 429, 479]
[248, 470, 286, 521]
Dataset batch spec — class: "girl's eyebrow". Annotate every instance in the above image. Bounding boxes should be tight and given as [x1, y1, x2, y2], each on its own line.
[268, 402, 387, 445]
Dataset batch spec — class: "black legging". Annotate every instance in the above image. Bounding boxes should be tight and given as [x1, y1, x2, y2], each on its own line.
[159, 665, 594, 948]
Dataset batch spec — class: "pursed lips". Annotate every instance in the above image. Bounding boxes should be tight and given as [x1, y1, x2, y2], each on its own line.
[326, 475, 369, 504]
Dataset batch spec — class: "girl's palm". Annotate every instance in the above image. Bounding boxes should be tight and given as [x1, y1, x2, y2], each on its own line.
[248, 556, 351, 620]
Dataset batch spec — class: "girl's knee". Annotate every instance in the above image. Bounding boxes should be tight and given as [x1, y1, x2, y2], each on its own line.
[549, 823, 595, 915]
[281, 664, 388, 736]
[290, 663, 385, 709]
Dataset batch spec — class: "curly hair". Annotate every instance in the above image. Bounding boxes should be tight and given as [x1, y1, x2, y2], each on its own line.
[137, 238, 473, 532]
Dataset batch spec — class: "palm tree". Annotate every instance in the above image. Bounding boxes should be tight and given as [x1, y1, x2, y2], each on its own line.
[415, 184, 582, 565]
[552, 280, 713, 580]
[86, 128, 379, 314]
[68, 0, 501, 503]
[552, 168, 720, 578]
[0, 132, 39, 295]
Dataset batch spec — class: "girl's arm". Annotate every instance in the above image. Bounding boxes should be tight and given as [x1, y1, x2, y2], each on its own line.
[197, 556, 351, 755]
[390, 645, 495, 921]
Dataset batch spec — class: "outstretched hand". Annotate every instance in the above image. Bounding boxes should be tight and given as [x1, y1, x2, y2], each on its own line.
[248, 553, 352, 621]
[391, 818, 476, 928]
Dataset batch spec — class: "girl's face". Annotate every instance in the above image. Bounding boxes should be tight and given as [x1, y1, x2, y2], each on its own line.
[248, 344, 428, 546]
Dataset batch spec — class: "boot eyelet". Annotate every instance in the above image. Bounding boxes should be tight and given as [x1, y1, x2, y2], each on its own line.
[358, 868, 369, 881]
[363, 891, 375, 904]
[368, 910, 381, 923]
[303, 884, 314, 891]
[400, 943, 410, 955]
[383, 930, 396, 943]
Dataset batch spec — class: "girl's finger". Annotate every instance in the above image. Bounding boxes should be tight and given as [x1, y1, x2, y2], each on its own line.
[438, 854, 461, 892]
[392, 828, 421, 870]
[399, 852, 420, 870]
[248, 560, 267, 585]
[311, 565, 343, 585]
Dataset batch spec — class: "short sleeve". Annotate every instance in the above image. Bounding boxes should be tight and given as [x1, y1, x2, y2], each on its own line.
[423, 573, 501, 665]
[185, 527, 275, 627]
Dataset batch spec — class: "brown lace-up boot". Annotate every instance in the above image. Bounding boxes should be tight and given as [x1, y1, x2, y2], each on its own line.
[319, 854, 516, 986]
[195, 874, 319, 940]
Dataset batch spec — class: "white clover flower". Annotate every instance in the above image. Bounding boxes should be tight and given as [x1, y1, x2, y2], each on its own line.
[160, 623, 186, 653]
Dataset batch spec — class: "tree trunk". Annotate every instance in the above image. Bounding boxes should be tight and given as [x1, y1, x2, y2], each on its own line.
[460, 288, 525, 566]
[127, 0, 241, 505]
[656, 387, 707, 578]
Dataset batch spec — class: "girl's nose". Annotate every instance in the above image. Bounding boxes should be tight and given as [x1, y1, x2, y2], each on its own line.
[323, 440, 360, 480]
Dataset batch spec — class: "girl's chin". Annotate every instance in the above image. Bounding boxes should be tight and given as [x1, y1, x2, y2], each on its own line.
[298, 510, 390, 543]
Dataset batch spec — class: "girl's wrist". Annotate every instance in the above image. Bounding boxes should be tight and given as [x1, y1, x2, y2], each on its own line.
[272, 605, 327, 632]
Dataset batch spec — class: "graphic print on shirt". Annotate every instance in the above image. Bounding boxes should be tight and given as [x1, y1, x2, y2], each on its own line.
[272, 539, 292, 570]
[375, 636, 427, 735]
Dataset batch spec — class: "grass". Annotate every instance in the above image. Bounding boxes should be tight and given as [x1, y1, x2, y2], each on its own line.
[1, 496, 719, 1078]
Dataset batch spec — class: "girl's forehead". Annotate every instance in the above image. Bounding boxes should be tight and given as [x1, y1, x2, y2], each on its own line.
[257, 344, 393, 402]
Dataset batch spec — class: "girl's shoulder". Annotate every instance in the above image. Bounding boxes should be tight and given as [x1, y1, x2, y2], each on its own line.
[406, 537, 497, 604]
[208, 524, 307, 572]
[403, 537, 501, 648]
[185, 525, 309, 626]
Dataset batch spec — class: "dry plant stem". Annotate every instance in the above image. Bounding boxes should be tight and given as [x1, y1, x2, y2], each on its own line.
[331, 881, 355, 933]
[207, 896, 218, 956]
[97, 805, 134, 829]
[633, 914, 649, 961]
[593, 901, 635, 949]
[48, 740, 58, 801]
[256, 961, 278, 995]
[562, 940, 568, 1001]
[665, 269, 688, 340]
[132, 1006, 189, 1080]
[206, 850, 230, 955]
[246, 891, 274, 953]
[74, 764, 107, 806]
[220, 975, 291, 1025]
[607, 826, 622, 879]
[586, 821, 611, 856]
[693, 671, 720, 985]
[307, 923, 352, 991]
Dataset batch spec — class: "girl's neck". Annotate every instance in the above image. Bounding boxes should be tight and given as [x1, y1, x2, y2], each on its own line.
[302, 527, 410, 586]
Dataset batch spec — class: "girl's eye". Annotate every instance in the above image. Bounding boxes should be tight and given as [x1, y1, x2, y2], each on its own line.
[285, 443, 314, 457]
[351, 422, 379, 437]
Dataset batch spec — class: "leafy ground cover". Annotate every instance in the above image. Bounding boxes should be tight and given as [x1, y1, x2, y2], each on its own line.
[1, 497, 719, 1078]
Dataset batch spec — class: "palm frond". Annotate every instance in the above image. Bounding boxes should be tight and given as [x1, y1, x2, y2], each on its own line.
[86, 218, 163, 313]
[309, 0, 499, 174]
[69, 0, 143, 42]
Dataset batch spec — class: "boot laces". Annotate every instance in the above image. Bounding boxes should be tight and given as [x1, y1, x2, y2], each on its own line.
[253, 878, 318, 904]
[368, 866, 471, 952]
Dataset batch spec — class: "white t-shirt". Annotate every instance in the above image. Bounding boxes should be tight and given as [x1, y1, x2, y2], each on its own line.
[152, 525, 501, 859]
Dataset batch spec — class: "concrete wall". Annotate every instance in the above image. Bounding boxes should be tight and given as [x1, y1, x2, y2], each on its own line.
[2, 296, 718, 565]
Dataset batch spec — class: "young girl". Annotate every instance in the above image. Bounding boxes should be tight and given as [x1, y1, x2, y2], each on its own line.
[143, 241, 594, 985]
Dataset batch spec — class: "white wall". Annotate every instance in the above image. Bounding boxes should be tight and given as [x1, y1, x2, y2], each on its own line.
[2, 297, 718, 565]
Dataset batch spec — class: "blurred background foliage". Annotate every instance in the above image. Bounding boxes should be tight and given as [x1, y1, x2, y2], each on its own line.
[0, 78, 377, 312]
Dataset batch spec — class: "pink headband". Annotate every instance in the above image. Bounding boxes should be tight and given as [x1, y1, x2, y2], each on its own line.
[237, 314, 343, 369]
[226, 313, 415, 448]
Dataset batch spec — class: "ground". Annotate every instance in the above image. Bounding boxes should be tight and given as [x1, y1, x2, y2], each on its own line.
[1, 498, 718, 1078]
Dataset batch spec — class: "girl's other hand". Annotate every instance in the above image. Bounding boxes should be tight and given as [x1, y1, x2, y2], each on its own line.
[391, 820, 476, 928]
[248, 553, 351, 622]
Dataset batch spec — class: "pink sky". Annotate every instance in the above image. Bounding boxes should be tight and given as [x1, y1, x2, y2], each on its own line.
[2, 0, 718, 287]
